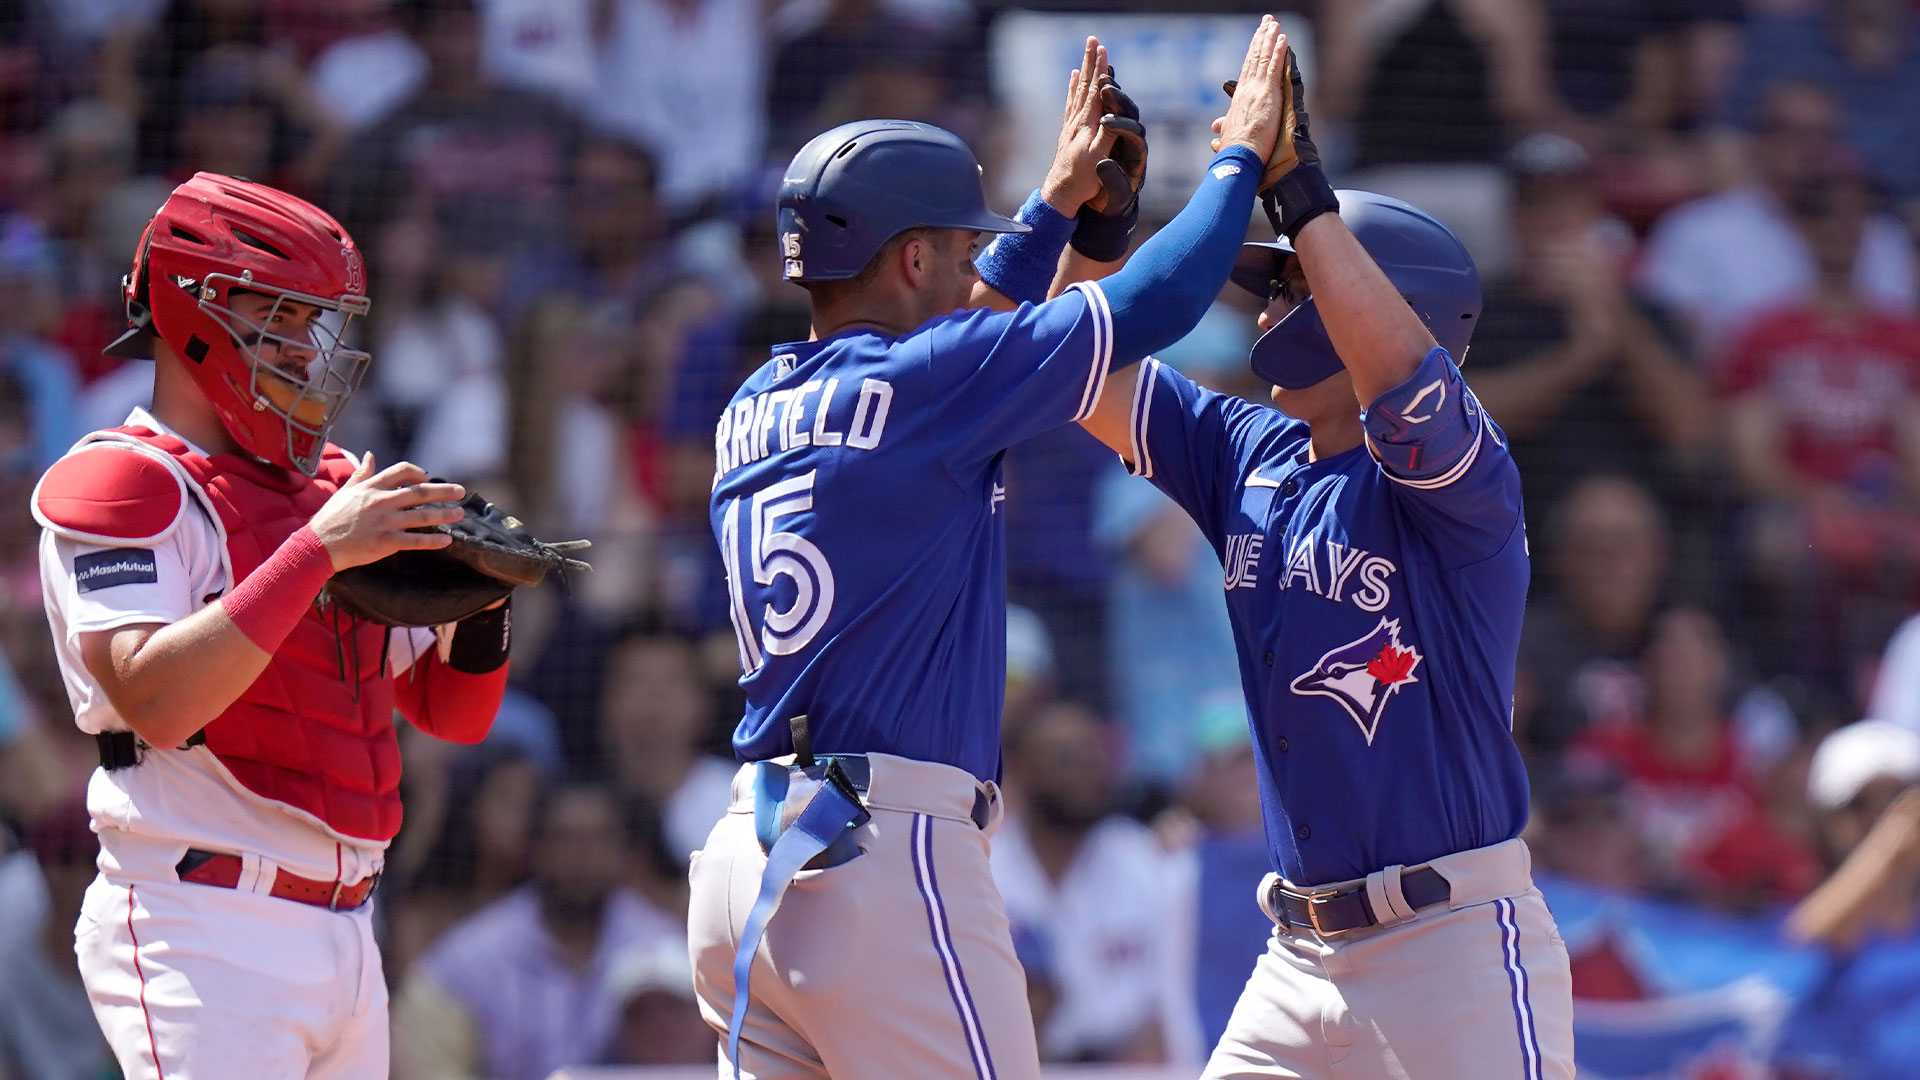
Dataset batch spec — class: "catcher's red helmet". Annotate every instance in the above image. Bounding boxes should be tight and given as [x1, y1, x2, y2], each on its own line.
[106, 172, 371, 476]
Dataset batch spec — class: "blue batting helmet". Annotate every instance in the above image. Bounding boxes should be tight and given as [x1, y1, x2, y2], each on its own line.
[776, 120, 1028, 283]
[1229, 191, 1481, 389]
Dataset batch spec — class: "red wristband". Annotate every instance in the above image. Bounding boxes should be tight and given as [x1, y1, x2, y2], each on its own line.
[221, 526, 335, 652]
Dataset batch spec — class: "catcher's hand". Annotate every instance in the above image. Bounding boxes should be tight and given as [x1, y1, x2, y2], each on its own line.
[323, 489, 591, 627]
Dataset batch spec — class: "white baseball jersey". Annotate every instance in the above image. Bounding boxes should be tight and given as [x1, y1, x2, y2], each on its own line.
[39, 408, 434, 883]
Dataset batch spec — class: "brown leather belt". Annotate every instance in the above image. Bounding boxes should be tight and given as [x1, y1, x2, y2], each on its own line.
[1267, 865, 1452, 938]
[175, 849, 378, 912]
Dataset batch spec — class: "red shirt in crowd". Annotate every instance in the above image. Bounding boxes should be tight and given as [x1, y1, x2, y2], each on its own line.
[1577, 719, 1819, 903]
[1714, 306, 1920, 493]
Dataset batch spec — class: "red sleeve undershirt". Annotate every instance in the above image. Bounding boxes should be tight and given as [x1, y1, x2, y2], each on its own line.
[393, 650, 507, 744]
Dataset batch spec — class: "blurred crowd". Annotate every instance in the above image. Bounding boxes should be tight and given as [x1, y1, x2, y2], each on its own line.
[2, 0, 1920, 1075]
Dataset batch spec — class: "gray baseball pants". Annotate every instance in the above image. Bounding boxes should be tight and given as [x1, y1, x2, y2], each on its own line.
[1204, 838, 1576, 1079]
[688, 752, 1042, 1079]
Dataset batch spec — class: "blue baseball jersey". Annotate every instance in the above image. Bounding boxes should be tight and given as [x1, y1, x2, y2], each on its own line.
[1117, 346, 1530, 885]
[710, 282, 1116, 781]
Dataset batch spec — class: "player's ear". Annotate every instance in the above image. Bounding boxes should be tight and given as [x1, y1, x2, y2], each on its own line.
[899, 233, 929, 289]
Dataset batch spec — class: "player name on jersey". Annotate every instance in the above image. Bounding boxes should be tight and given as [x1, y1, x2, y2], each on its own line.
[713, 370, 895, 481]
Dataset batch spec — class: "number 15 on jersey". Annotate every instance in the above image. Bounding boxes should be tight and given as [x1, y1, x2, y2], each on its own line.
[720, 470, 837, 673]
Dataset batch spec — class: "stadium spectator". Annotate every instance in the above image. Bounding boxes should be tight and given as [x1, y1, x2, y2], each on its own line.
[600, 940, 711, 1065]
[1636, 79, 1916, 352]
[1575, 608, 1820, 906]
[1542, 0, 1743, 138]
[392, 782, 682, 1080]
[110, 0, 346, 191]
[518, 132, 673, 319]
[597, 616, 734, 859]
[1870, 613, 1920, 733]
[478, 0, 599, 109]
[359, 203, 507, 462]
[1005, 603, 1059, 726]
[589, 0, 767, 215]
[1517, 474, 1670, 752]
[1470, 132, 1714, 548]
[1005, 427, 1122, 711]
[0, 801, 112, 1080]
[0, 229, 81, 471]
[1525, 755, 1654, 895]
[1156, 694, 1271, 1065]
[1316, 0, 1559, 272]
[385, 743, 548, 975]
[766, 0, 987, 159]
[1788, 717, 1920, 950]
[306, 2, 427, 132]
[0, 661, 64, 825]
[29, 100, 142, 379]
[405, 305, 654, 624]
[1773, 718, 1920, 1078]
[1320, 0, 1554, 169]
[1092, 468, 1240, 793]
[992, 700, 1173, 1062]
[1716, 167, 1920, 686]
[1720, 0, 1920, 213]
[330, 0, 582, 254]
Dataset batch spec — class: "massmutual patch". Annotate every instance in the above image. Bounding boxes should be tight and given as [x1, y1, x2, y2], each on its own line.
[74, 549, 159, 593]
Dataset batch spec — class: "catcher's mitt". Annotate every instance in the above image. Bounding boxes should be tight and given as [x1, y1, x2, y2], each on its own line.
[323, 491, 591, 627]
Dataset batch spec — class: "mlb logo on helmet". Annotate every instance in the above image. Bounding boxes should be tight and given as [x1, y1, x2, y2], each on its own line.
[1290, 618, 1423, 745]
[782, 232, 804, 280]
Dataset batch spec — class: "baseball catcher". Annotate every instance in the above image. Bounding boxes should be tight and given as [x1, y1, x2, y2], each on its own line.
[32, 171, 576, 1079]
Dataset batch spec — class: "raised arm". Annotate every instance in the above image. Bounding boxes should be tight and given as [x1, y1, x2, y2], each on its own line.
[1288, 212, 1437, 404]
[970, 37, 1118, 313]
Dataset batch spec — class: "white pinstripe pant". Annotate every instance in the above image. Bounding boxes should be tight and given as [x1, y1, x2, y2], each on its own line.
[1204, 840, 1576, 1079]
[689, 754, 1040, 1080]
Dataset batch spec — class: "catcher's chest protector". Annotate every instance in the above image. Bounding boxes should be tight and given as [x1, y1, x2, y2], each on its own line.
[105, 426, 404, 842]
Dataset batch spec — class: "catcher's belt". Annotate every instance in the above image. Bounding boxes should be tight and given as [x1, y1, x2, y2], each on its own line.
[175, 848, 378, 912]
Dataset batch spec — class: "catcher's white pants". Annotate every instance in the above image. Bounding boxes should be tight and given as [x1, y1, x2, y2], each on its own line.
[1204, 839, 1576, 1080]
[73, 831, 388, 1080]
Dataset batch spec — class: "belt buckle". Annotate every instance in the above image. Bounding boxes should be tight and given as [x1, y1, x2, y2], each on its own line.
[328, 879, 345, 911]
[1305, 887, 1358, 940]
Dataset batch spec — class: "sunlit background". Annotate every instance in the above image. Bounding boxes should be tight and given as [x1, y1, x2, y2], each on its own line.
[3, 1, 1920, 1077]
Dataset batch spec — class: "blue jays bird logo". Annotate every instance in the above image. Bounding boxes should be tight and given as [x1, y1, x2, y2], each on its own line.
[1290, 618, 1423, 745]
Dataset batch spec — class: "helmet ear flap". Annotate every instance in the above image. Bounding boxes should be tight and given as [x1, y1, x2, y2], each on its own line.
[103, 222, 159, 359]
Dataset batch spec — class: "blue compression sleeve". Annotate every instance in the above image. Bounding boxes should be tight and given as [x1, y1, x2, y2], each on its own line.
[1100, 145, 1262, 364]
[975, 190, 1075, 305]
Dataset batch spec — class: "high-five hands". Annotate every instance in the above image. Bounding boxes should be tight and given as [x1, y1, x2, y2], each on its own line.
[1087, 67, 1147, 215]
[1213, 17, 1339, 240]
[1041, 37, 1123, 215]
[1214, 17, 1293, 181]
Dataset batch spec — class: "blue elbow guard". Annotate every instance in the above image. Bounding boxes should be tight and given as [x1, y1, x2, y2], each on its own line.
[975, 190, 1074, 305]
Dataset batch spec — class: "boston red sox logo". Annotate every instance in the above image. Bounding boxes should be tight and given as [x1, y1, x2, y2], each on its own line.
[1289, 618, 1423, 745]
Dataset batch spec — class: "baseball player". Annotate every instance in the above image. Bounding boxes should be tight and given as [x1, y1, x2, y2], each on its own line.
[690, 23, 1297, 1078]
[1072, 61, 1577, 1079]
[33, 172, 516, 1078]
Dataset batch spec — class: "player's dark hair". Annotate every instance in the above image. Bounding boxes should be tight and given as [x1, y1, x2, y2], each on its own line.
[799, 227, 935, 307]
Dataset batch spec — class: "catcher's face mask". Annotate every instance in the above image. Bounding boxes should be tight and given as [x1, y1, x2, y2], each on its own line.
[203, 279, 371, 471]
[115, 173, 374, 476]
